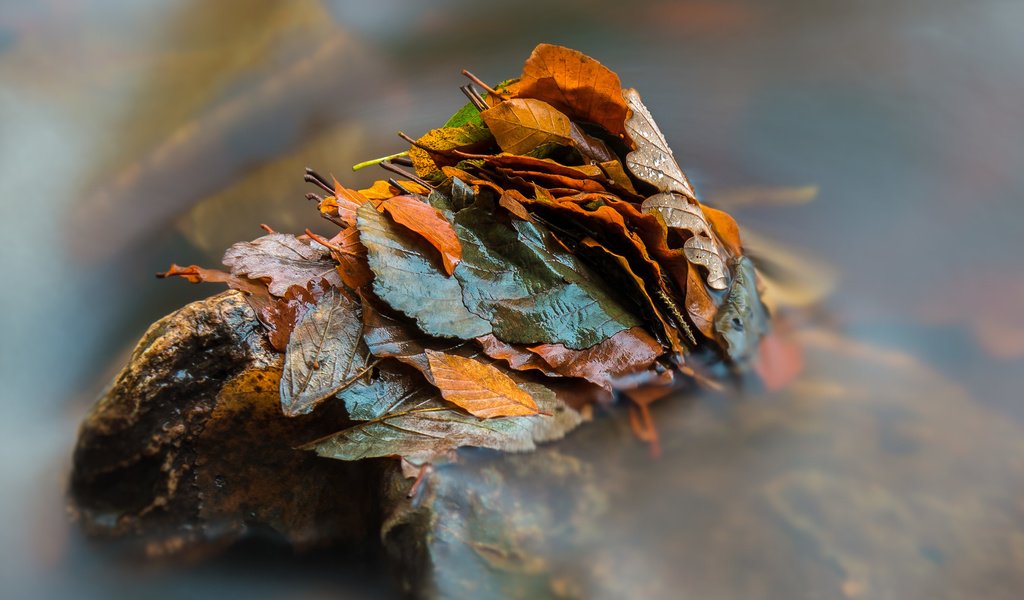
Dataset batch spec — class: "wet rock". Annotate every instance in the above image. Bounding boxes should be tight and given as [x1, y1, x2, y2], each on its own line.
[69, 291, 385, 558]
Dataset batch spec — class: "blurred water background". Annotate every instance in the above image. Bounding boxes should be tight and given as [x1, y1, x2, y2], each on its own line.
[2, 0, 1024, 597]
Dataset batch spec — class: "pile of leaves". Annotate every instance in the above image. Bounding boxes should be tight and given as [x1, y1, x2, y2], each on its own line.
[160, 44, 770, 466]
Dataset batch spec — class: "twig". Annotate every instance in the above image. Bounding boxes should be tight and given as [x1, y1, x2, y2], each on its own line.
[461, 69, 503, 98]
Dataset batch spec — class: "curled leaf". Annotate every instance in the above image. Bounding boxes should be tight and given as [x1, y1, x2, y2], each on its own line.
[425, 350, 539, 418]
[714, 256, 770, 364]
[641, 192, 729, 290]
[380, 195, 462, 275]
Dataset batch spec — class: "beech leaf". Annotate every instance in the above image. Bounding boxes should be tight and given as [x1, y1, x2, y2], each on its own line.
[518, 43, 629, 138]
[380, 195, 462, 275]
[425, 349, 540, 418]
[280, 286, 366, 416]
[528, 327, 662, 390]
[453, 204, 642, 349]
[481, 98, 614, 162]
[222, 233, 343, 296]
[356, 201, 492, 340]
[641, 192, 729, 291]
[409, 123, 493, 180]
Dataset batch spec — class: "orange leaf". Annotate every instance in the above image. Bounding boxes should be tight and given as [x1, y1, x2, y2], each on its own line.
[380, 195, 462, 275]
[703, 203, 744, 257]
[331, 177, 373, 226]
[518, 44, 629, 138]
[425, 350, 540, 418]
[358, 179, 430, 200]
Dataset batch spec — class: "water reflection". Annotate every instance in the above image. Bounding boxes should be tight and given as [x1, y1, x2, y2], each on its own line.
[1, 0, 1023, 597]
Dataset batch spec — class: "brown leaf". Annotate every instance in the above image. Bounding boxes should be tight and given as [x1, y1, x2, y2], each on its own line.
[280, 286, 367, 416]
[380, 195, 462, 275]
[328, 177, 373, 226]
[261, 279, 329, 352]
[528, 327, 663, 390]
[703, 203, 743, 257]
[481, 98, 613, 162]
[518, 43, 629, 138]
[425, 350, 540, 418]
[476, 334, 559, 376]
[222, 233, 343, 296]
[329, 225, 374, 290]
[623, 88, 695, 198]
[685, 261, 718, 339]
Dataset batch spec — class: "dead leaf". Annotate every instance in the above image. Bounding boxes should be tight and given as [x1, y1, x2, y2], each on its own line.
[623, 87, 695, 198]
[222, 233, 343, 296]
[528, 327, 662, 390]
[381, 195, 462, 275]
[425, 350, 540, 418]
[518, 43, 629, 138]
[642, 192, 729, 290]
[481, 98, 613, 162]
[281, 286, 368, 416]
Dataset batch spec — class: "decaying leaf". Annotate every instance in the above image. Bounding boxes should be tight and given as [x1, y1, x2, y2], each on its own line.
[409, 123, 494, 180]
[528, 327, 663, 390]
[223, 233, 343, 296]
[641, 192, 729, 290]
[425, 350, 540, 418]
[280, 286, 367, 416]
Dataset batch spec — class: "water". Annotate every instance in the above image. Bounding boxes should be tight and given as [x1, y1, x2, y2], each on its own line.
[1, 0, 1023, 597]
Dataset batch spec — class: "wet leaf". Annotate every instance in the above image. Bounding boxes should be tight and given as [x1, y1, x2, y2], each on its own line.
[714, 256, 770, 364]
[476, 334, 559, 376]
[336, 359, 424, 421]
[261, 279, 329, 352]
[380, 195, 462, 275]
[360, 292, 468, 373]
[623, 88, 695, 198]
[642, 192, 729, 290]
[518, 43, 628, 138]
[222, 233, 343, 296]
[528, 327, 662, 390]
[306, 380, 581, 464]
[281, 286, 366, 416]
[329, 225, 374, 290]
[453, 204, 642, 349]
[356, 201, 492, 340]
[425, 350, 540, 418]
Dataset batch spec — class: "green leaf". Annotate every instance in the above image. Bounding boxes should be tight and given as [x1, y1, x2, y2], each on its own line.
[453, 205, 642, 349]
[443, 101, 482, 128]
[308, 379, 582, 464]
[356, 202, 492, 340]
[280, 286, 366, 416]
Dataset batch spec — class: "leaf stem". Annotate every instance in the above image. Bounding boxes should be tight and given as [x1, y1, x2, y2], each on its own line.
[351, 150, 410, 172]
[461, 69, 503, 98]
